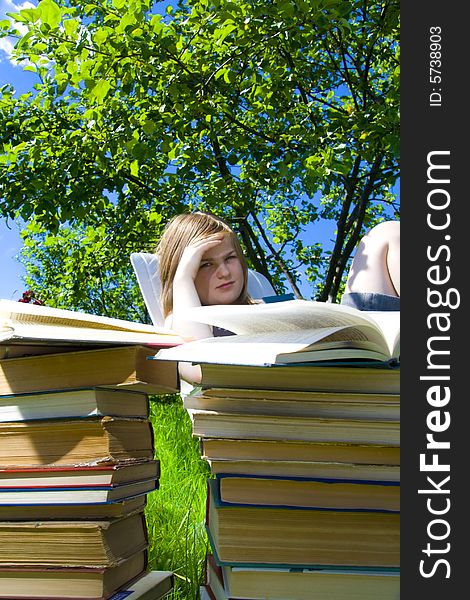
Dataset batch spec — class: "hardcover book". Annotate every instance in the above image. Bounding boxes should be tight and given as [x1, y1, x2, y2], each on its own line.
[204, 553, 399, 600]
[185, 387, 399, 421]
[215, 473, 400, 511]
[108, 570, 174, 600]
[200, 437, 400, 466]
[0, 512, 148, 567]
[0, 388, 150, 422]
[0, 495, 146, 521]
[0, 461, 160, 487]
[205, 479, 399, 568]
[0, 345, 178, 396]
[206, 553, 400, 600]
[206, 458, 400, 482]
[0, 478, 158, 505]
[187, 408, 399, 445]
[0, 550, 147, 599]
[0, 417, 155, 466]
[194, 363, 400, 394]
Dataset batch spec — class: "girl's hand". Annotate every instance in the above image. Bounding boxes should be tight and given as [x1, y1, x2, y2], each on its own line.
[169, 234, 225, 343]
[173, 234, 224, 283]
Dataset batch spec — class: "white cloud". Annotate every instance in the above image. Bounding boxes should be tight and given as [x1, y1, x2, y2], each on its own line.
[0, 0, 36, 65]
[0, 0, 36, 22]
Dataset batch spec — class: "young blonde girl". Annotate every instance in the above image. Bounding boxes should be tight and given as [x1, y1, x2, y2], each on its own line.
[156, 211, 253, 342]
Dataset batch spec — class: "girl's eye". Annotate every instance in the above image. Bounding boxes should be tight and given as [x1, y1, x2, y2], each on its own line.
[200, 262, 212, 269]
[226, 255, 237, 262]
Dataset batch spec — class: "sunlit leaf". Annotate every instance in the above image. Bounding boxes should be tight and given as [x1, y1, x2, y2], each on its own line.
[37, 0, 62, 29]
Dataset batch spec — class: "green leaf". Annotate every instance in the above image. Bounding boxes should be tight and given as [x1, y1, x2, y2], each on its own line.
[117, 12, 137, 33]
[37, 0, 62, 29]
[130, 159, 139, 176]
[90, 79, 112, 103]
[15, 30, 34, 50]
[93, 29, 109, 45]
[8, 8, 39, 24]
[63, 18, 79, 36]
[142, 119, 156, 135]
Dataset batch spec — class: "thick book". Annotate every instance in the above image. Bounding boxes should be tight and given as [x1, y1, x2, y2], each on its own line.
[0, 495, 146, 521]
[201, 438, 400, 466]
[0, 388, 150, 422]
[187, 408, 399, 445]
[185, 387, 399, 421]
[205, 553, 399, 600]
[0, 461, 160, 487]
[215, 473, 400, 511]
[206, 458, 400, 482]
[0, 417, 155, 466]
[0, 550, 147, 599]
[195, 363, 399, 394]
[206, 479, 399, 568]
[0, 298, 185, 358]
[0, 345, 178, 396]
[108, 570, 174, 600]
[0, 512, 148, 567]
[155, 300, 400, 365]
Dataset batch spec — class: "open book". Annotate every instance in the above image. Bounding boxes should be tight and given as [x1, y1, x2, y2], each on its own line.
[0, 299, 185, 358]
[154, 299, 400, 367]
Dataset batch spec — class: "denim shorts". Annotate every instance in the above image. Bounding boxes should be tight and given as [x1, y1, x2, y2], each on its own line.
[340, 292, 400, 311]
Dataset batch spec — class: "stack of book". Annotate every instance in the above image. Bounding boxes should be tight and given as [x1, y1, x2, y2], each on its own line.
[0, 300, 182, 599]
[154, 300, 400, 600]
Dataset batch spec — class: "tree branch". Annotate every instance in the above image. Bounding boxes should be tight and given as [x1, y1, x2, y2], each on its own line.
[249, 211, 304, 298]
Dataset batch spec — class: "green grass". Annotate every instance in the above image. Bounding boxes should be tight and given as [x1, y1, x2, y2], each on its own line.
[145, 395, 211, 600]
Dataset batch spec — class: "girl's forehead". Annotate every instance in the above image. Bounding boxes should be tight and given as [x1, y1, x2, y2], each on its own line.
[201, 235, 236, 259]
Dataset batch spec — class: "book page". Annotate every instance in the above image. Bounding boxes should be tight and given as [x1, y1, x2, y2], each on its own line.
[185, 300, 400, 358]
[0, 323, 184, 346]
[0, 299, 170, 335]
[363, 311, 400, 358]
[185, 300, 384, 335]
[155, 324, 390, 366]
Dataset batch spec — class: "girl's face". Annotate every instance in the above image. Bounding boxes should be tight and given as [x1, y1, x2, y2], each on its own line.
[194, 235, 244, 306]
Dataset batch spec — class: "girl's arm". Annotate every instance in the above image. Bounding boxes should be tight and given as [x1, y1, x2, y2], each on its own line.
[167, 235, 227, 385]
[168, 234, 224, 341]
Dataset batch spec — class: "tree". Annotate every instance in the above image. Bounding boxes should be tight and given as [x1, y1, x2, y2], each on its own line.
[1, 0, 400, 311]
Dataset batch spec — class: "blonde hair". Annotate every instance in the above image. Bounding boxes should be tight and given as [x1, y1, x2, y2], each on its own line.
[155, 211, 251, 318]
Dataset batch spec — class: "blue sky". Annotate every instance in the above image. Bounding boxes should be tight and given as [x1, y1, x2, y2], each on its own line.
[0, 0, 36, 300]
[0, 219, 25, 300]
